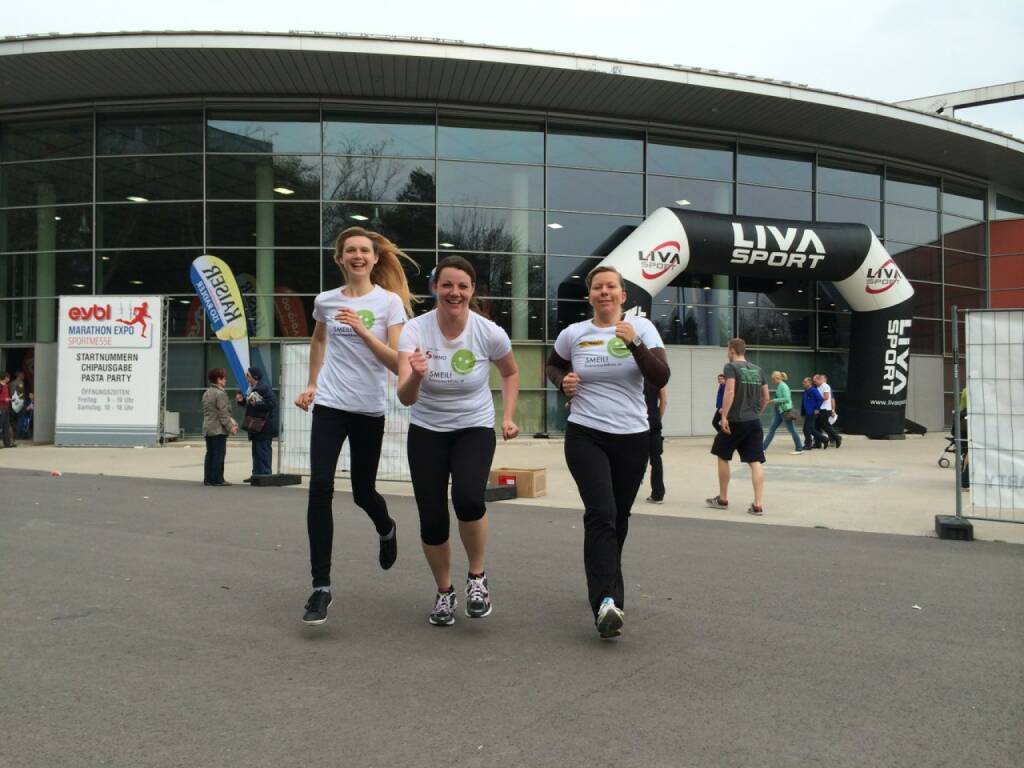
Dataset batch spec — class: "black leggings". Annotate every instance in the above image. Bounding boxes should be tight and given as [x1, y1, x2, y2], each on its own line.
[407, 424, 496, 546]
[307, 405, 393, 588]
[564, 422, 650, 618]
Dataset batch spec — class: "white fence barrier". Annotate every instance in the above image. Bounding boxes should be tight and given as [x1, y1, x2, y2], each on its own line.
[279, 342, 411, 481]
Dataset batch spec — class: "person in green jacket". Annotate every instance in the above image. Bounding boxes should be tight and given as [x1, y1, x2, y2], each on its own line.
[762, 371, 803, 454]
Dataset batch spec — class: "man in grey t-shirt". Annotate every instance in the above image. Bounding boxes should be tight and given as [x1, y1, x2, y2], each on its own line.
[707, 338, 770, 515]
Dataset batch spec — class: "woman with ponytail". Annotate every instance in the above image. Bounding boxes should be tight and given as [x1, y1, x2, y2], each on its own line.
[762, 371, 803, 454]
[294, 226, 416, 626]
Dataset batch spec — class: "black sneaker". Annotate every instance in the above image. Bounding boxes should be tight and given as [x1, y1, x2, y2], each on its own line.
[429, 588, 457, 626]
[379, 523, 397, 570]
[302, 590, 332, 626]
[465, 573, 492, 618]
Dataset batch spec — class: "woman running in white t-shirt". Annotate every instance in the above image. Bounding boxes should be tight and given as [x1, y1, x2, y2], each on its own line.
[397, 256, 520, 627]
[294, 227, 415, 626]
[546, 265, 670, 639]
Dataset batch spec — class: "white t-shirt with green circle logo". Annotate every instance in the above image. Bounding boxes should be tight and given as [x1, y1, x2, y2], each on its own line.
[312, 285, 407, 416]
[398, 309, 512, 431]
[553, 317, 664, 435]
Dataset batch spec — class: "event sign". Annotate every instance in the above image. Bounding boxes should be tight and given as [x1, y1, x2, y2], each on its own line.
[55, 296, 164, 446]
[189, 255, 251, 391]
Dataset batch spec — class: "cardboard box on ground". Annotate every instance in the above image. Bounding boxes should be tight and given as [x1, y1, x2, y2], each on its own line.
[488, 468, 546, 498]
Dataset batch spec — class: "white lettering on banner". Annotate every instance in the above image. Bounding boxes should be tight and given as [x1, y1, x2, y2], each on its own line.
[730, 223, 826, 269]
[882, 319, 911, 395]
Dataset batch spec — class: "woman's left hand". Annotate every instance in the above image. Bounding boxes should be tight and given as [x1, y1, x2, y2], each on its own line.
[235, 393, 244, 404]
[502, 419, 520, 441]
[337, 308, 371, 340]
[615, 321, 637, 345]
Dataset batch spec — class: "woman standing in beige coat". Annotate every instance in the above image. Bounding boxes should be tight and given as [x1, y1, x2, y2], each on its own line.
[202, 367, 237, 486]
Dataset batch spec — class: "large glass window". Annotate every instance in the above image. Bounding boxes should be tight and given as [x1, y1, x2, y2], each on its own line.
[942, 184, 985, 220]
[817, 159, 881, 199]
[738, 148, 812, 189]
[738, 308, 811, 347]
[322, 203, 435, 250]
[737, 185, 812, 220]
[909, 281, 942, 318]
[647, 138, 733, 180]
[97, 202, 202, 249]
[326, 157, 435, 203]
[942, 215, 985, 253]
[438, 207, 543, 253]
[98, 155, 202, 202]
[943, 250, 985, 289]
[885, 204, 939, 246]
[0, 251, 92, 296]
[97, 249, 204, 294]
[891, 244, 941, 282]
[207, 202, 319, 248]
[206, 155, 320, 200]
[437, 162, 540, 208]
[450, 253, 545, 298]
[323, 111, 434, 157]
[1, 117, 93, 161]
[816, 194, 881, 234]
[438, 118, 543, 164]
[1, 205, 93, 252]
[547, 126, 642, 172]
[547, 168, 643, 214]
[737, 277, 811, 310]
[97, 112, 203, 155]
[647, 176, 732, 214]
[886, 171, 938, 209]
[207, 113, 320, 154]
[545, 212, 642, 257]
[0, 159, 93, 207]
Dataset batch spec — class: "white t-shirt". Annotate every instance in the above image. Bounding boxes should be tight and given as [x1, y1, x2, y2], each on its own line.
[553, 317, 665, 435]
[312, 285, 407, 416]
[398, 309, 512, 431]
[818, 382, 833, 412]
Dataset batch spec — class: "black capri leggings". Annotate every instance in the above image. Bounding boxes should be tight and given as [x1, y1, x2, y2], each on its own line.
[407, 423, 496, 546]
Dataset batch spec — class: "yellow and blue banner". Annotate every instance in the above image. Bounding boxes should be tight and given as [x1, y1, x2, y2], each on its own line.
[190, 255, 251, 391]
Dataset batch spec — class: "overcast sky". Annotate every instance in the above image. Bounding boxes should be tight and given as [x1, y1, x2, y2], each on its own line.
[7, 0, 1024, 136]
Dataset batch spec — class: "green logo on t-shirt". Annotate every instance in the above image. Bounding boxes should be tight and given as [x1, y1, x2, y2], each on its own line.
[607, 337, 630, 358]
[357, 309, 375, 329]
[738, 367, 762, 385]
[451, 349, 476, 374]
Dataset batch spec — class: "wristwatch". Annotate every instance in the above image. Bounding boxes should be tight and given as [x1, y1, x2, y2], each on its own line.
[628, 336, 643, 349]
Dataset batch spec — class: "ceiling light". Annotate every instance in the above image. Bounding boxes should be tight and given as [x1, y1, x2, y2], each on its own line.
[178, 299, 191, 304]
[101, 255, 111, 261]
[703, 286, 711, 290]
[129, 280, 144, 285]
[797, 289, 804, 293]
[504, 281, 513, 285]
[571, 274, 581, 279]
[746, 300, 755, 304]
[546, 222, 563, 230]
[54, 216, 62, 221]
[674, 199, 691, 206]
[273, 186, 295, 195]
[72, 283, 85, 288]
[783, 312, 790, 316]
[349, 214, 369, 221]
[776, 280, 784, 285]
[439, 242, 454, 248]
[126, 196, 149, 203]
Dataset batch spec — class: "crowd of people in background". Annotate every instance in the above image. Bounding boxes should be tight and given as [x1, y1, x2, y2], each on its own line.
[0, 370, 32, 448]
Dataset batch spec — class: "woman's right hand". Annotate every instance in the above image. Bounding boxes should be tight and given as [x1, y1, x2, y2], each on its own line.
[294, 386, 316, 411]
[561, 372, 580, 397]
[409, 347, 428, 379]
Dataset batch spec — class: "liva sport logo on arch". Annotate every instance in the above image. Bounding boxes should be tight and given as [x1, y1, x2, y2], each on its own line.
[865, 258, 905, 294]
[638, 240, 682, 279]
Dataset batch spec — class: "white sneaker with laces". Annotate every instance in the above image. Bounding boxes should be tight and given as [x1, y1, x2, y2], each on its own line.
[596, 597, 624, 638]
[465, 573, 492, 618]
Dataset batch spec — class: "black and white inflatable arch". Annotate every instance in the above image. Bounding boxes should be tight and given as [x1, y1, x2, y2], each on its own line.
[591, 207, 914, 437]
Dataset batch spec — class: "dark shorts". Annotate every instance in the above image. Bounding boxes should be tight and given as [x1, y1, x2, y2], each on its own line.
[711, 419, 766, 464]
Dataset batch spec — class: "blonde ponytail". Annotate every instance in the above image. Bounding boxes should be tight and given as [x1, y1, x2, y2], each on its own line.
[334, 227, 419, 317]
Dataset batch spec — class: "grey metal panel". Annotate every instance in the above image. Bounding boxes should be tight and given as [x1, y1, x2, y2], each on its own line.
[662, 347, 693, 437]
[908, 355, 945, 432]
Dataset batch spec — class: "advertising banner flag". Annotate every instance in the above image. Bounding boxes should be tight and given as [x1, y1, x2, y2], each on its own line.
[189, 255, 251, 390]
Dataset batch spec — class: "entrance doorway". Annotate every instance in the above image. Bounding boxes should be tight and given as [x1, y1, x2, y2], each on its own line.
[1, 346, 35, 441]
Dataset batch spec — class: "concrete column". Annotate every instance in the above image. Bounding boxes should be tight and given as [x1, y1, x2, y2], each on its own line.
[36, 183, 57, 342]
[509, 167, 531, 340]
[255, 162, 275, 339]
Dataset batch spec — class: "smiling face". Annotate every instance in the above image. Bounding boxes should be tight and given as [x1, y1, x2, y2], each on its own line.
[587, 268, 625, 320]
[337, 235, 378, 279]
[434, 266, 474, 318]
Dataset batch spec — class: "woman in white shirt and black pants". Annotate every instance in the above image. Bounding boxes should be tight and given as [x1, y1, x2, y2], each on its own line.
[294, 227, 415, 626]
[547, 266, 670, 639]
[398, 256, 520, 627]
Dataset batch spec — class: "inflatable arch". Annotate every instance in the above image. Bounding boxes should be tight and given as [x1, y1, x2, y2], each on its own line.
[586, 207, 914, 437]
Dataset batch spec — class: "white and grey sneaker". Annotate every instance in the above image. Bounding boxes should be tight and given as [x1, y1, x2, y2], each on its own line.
[465, 573, 492, 618]
[429, 588, 457, 626]
[596, 597, 624, 639]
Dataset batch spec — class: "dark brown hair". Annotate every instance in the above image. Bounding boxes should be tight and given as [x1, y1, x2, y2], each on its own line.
[728, 337, 747, 355]
[208, 367, 227, 384]
[585, 265, 625, 291]
[432, 256, 485, 315]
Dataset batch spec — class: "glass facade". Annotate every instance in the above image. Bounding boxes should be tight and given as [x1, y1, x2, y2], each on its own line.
[0, 106, 998, 433]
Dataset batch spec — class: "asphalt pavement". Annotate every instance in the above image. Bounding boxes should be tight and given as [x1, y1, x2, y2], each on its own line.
[2, 469, 1021, 768]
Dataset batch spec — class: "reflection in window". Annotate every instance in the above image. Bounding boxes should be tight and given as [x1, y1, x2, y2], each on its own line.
[995, 194, 1024, 220]
[817, 159, 881, 199]
[98, 249, 204, 294]
[942, 215, 985, 253]
[438, 207, 543, 253]
[891, 245, 941, 282]
[885, 171, 938, 209]
[451, 253, 544, 299]
[818, 312, 851, 348]
[0, 251, 92, 297]
[944, 285, 985, 317]
[207, 114, 320, 154]
[1, 117, 93, 161]
[98, 202, 203, 249]
[545, 212, 641, 257]
[885, 204, 939, 246]
[324, 157, 434, 203]
[738, 308, 811, 347]
[647, 138, 733, 180]
[207, 202, 319, 247]
[909, 281, 942, 318]
[98, 155, 203, 202]
[1, 205, 93, 252]
[816, 194, 881, 235]
[322, 203, 435, 250]
[548, 168, 643, 214]
[547, 127, 642, 172]
[816, 281, 852, 312]
[647, 176, 732, 214]
[737, 185, 812, 220]
[651, 274, 733, 307]
[651, 304, 732, 346]
[546, 255, 600, 303]
[548, 299, 593, 337]
[944, 250, 985, 288]
[323, 112, 435, 157]
[911, 318, 941, 353]
[438, 119, 543, 164]
[97, 112, 203, 155]
[0, 159, 93, 207]
[437, 162, 540, 208]
[737, 277, 811, 310]
[738, 148, 812, 189]
[206, 155, 320, 200]
[942, 184, 985, 220]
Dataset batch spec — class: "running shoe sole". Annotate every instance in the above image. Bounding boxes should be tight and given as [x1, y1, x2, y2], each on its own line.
[429, 614, 456, 626]
[596, 607, 624, 638]
[466, 603, 492, 618]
